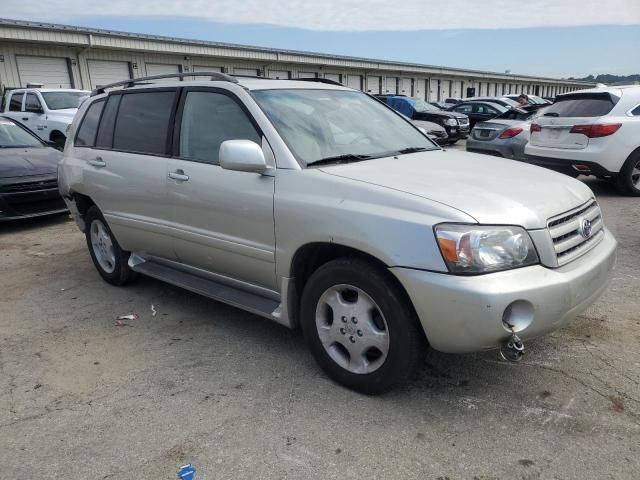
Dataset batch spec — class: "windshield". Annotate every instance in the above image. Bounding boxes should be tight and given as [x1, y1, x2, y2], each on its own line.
[0, 119, 43, 148]
[41, 91, 89, 110]
[253, 89, 436, 166]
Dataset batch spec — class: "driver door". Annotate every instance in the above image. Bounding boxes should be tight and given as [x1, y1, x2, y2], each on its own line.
[167, 88, 277, 291]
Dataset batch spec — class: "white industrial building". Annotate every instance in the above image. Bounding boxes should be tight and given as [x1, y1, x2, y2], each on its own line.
[0, 18, 593, 99]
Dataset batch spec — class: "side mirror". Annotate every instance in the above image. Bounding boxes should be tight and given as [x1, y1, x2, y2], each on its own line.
[219, 140, 268, 174]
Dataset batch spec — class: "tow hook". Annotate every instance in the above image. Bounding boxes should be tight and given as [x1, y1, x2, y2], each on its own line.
[500, 332, 525, 362]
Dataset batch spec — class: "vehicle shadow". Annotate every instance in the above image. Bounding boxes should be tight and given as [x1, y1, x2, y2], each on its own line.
[0, 212, 71, 235]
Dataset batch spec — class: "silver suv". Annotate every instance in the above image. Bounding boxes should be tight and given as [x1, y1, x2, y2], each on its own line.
[59, 73, 617, 394]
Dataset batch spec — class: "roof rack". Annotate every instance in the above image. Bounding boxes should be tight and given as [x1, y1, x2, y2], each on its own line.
[90, 71, 238, 96]
[291, 78, 343, 86]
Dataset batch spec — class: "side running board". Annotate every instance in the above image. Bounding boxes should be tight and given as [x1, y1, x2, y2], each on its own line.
[130, 259, 280, 320]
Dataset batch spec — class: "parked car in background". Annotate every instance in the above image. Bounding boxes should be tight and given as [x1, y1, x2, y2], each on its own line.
[2, 88, 90, 148]
[0, 116, 66, 221]
[462, 96, 520, 109]
[466, 106, 545, 160]
[449, 100, 509, 128]
[525, 85, 640, 196]
[377, 95, 469, 143]
[60, 74, 616, 394]
[412, 119, 449, 145]
[505, 94, 551, 105]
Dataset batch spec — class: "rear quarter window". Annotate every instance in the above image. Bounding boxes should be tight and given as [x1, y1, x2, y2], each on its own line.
[75, 100, 105, 147]
[543, 94, 616, 118]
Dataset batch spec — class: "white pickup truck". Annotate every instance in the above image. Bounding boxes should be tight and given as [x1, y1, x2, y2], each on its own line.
[2, 88, 89, 148]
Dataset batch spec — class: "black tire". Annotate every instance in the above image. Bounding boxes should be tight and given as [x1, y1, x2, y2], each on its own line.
[448, 139, 459, 145]
[614, 150, 640, 196]
[84, 206, 137, 286]
[300, 258, 425, 395]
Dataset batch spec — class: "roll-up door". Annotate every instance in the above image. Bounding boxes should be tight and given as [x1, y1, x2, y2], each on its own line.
[385, 77, 398, 94]
[193, 65, 222, 73]
[88, 60, 131, 88]
[145, 63, 180, 81]
[399, 78, 412, 96]
[268, 70, 289, 79]
[346, 75, 362, 90]
[16, 56, 72, 88]
[234, 68, 260, 77]
[366, 76, 381, 94]
[324, 73, 341, 83]
[298, 72, 317, 79]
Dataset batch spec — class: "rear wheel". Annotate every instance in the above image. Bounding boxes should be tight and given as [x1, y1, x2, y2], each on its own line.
[614, 151, 640, 196]
[300, 258, 425, 394]
[85, 206, 137, 285]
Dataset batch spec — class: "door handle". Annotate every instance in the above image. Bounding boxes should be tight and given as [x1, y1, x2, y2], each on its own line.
[168, 170, 189, 182]
[88, 157, 106, 168]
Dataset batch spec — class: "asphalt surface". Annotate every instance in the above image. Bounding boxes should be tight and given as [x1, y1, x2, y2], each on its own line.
[1, 160, 639, 479]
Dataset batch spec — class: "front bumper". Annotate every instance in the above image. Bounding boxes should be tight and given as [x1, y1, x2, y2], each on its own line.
[444, 125, 470, 142]
[0, 176, 68, 222]
[391, 228, 617, 353]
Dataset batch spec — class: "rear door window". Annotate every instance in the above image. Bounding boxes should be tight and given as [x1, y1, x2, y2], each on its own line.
[75, 100, 105, 147]
[9, 93, 24, 112]
[113, 91, 177, 155]
[543, 94, 617, 118]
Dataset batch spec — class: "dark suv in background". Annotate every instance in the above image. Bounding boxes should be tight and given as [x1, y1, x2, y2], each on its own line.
[376, 95, 470, 144]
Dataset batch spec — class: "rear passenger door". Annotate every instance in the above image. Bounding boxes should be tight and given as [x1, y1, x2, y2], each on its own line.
[77, 89, 179, 259]
[167, 88, 277, 291]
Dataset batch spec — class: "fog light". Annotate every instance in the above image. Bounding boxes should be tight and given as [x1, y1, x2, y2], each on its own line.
[502, 300, 534, 332]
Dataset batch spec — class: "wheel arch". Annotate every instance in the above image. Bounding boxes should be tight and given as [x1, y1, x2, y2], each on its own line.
[287, 242, 423, 341]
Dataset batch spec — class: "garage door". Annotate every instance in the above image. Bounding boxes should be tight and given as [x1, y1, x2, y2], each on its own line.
[88, 60, 131, 88]
[298, 72, 317, 79]
[324, 73, 341, 83]
[16, 56, 72, 88]
[399, 78, 412, 96]
[234, 68, 259, 77]
[366, 76, 381, 95]
[146, 63, 180, 81]
[193, 65, 222, 73]
[384, 77, 398, 95]
[346, 75, 362, 90]
[268, 70, 289, 79]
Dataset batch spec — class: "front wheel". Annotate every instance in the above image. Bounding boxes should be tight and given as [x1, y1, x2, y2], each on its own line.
[85, 206, 137, 285]
[300, 258, 425, 394]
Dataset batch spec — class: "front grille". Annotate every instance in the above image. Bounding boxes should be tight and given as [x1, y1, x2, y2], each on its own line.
[1, 178, 58, 193]
[547, 199, 604, 266]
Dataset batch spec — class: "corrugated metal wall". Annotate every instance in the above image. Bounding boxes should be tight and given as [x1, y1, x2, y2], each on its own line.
[0, 39, 584, 100]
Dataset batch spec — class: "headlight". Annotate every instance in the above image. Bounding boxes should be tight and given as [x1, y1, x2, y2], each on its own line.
[435, 224, 539, 274]
[444, 118, 458, 127]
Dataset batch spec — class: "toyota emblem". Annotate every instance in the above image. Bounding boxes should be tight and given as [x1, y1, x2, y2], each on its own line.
[579, 218, 592, 239]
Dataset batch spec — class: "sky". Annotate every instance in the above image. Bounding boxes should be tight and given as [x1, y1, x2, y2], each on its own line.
[3, 0, 639, 78]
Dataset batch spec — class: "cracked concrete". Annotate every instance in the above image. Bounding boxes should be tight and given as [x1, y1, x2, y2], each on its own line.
[0, 176, 639, 479]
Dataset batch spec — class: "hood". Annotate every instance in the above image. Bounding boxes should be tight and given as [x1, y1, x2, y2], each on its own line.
[0, 147, 62, 178]
[318, 150, 593, 229]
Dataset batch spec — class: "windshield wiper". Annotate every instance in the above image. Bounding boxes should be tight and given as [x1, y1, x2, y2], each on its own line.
[395, 147, 430, 154]
[307, 153, 373, 166]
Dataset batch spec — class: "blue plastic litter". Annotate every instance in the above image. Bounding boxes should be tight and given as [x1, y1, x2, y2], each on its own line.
[177, 464, 196, 480]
